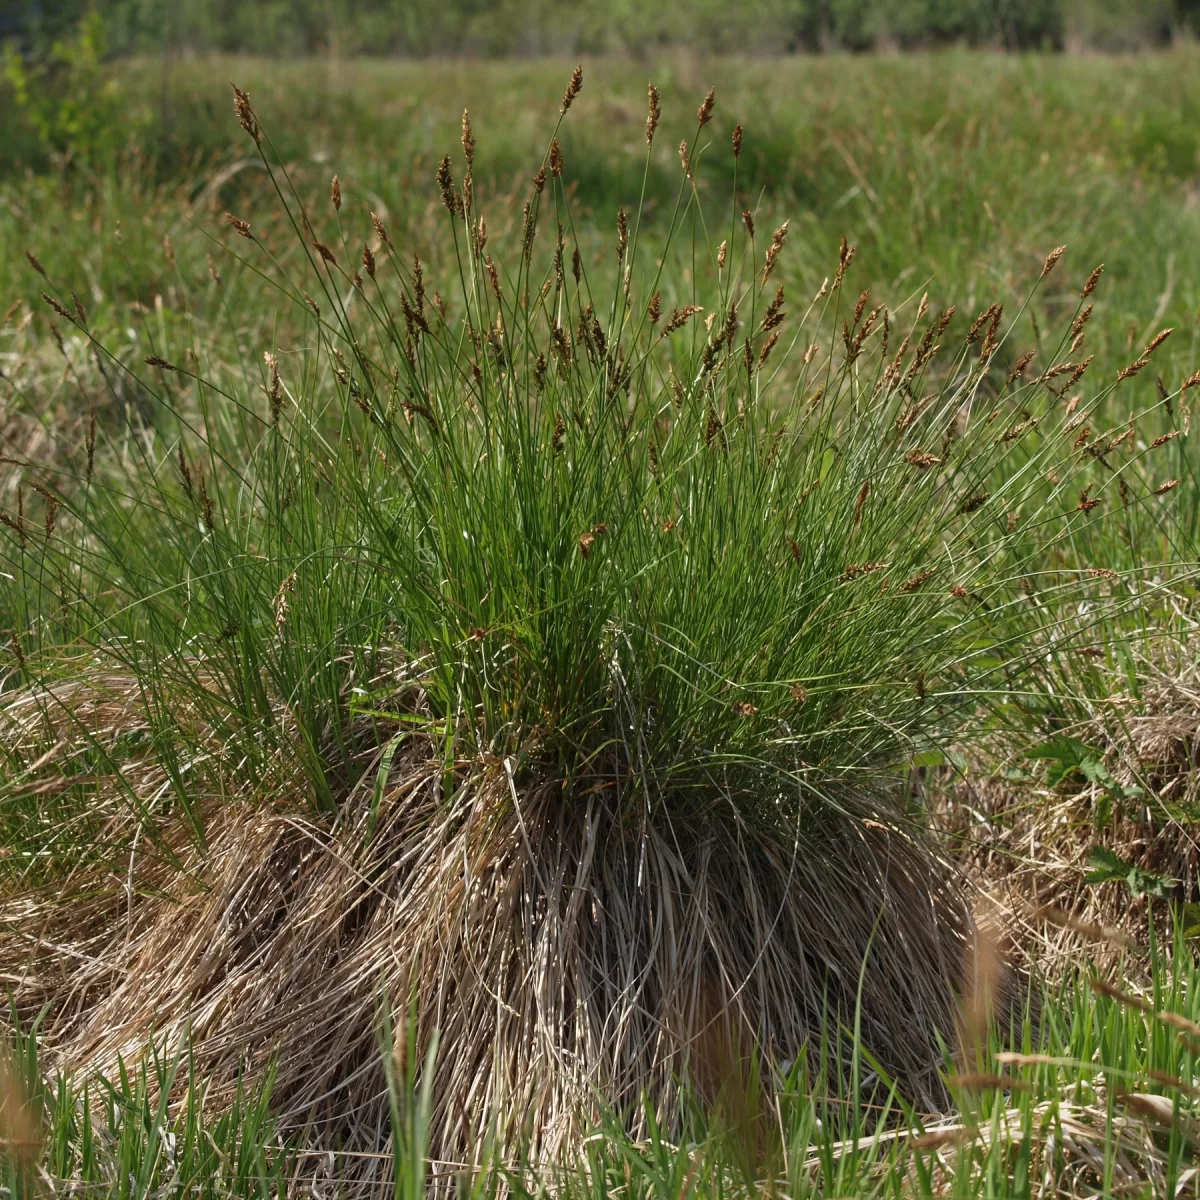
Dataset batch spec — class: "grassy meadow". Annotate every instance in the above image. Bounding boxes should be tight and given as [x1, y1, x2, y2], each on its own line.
[3, 44, 1200, 1198]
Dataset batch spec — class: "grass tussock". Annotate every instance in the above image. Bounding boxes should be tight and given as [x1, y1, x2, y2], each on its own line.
[1, 63, 1197, 1181]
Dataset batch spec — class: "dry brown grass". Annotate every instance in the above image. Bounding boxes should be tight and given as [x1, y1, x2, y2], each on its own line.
[934, 622, 1200, 974]
[1, 669, 978, 1176]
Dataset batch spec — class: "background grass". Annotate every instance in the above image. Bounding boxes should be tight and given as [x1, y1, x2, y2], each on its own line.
[6, 0, 1200, 58]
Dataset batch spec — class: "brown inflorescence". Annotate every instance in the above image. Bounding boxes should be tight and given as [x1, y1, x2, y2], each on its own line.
[646, 83, 661, 145]
[231, 84, 261, 145]
[560, 64, 583, 115]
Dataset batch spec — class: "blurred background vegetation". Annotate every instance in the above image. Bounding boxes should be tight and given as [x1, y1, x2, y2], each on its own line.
[3, 0, 1200, 59]
[4, 0, 1200, 178]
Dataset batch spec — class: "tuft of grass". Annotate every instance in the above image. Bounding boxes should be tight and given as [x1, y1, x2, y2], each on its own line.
[1, 55, 1197, 1186]
[0, 63, 1180, 1161]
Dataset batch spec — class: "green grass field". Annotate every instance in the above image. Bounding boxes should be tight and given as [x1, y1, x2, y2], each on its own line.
[3, 47, 1200, 1197]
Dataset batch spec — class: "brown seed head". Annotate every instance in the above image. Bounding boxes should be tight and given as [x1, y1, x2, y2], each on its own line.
[759, 285, 785, 334]
[371, 211, 394, 253]
[274, 572, 296, 630]
[732, 123, 743, 158]
[330, 174, 341, 211]
[1069, 304, 1093, 343]
[951, 585, 969, 598]
[717, 239, 727, 269]
[733, 701, 758, 717]
[853, 480, 870, 527]
[461, 109, 475, 167]
[561, 64, 583, 115]
[1040, 245, 1066, 279]
[853, 288, 869, 325]
[1006, 349, 1036, 385]
[705, 406, 722, 446]
[362, 243, 376, 279]
[265, 351, 283, 423]
[722, 299, 739, 346]
[957, 491, 991, 515]
[833, 237, 857, 289]
[662, 305, 703, 336]
[742, 210, 755, 238]
[68, 290, 86, 327]
[1081, 263, 1104, 298]
[1105, 423, 1134, 453]
[231, 84, 261, 145]
[905, 450, 939, 469]
[225, 213, 253, 239]
[1055, 355, 1094, 393]
[679, 140, 691, 177]
[839, 561, 886, 582]
[1, 500, 26, 549]
[549, 138, 564, 178]
[311, 240, 337, 266]
[25, 249, 48, 280]
[980, 305, 1003, 360]
[533, 165, 547, 194]
[967, 304, 995, 344]
[646, 82, 662, 145]
[763, 221, 789, 281]
[1143, 327, 1174, 356]
[41, 292, 74, 322]
[437, 156, 458, 213]
[144, 355, 175, 370]
[485, 256, 502, 305]
[578, 530, 595, 558]
[647, 291, 661, 325]
[1155, 479, 1180, 495]
[177, 445, 194, 502]
[199, 474, 215, 531]
[900, 568, 935, 593]
[697, 87, 715, 127]
[31, 483, 58, 539]
[616, 208, 628, 259]
[1117, 357, 1150, 383]
[758, 330, 781, 367]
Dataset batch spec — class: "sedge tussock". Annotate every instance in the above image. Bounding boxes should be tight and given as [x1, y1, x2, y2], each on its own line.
[1, 73, 1187, 1180]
